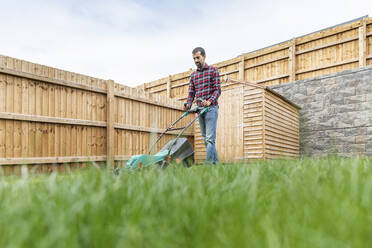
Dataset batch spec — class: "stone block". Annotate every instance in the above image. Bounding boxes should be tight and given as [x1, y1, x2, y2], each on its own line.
[297, 85, 308, 96]
[310, 136, 334, 148]
[311, 144, 330, 154]
[365, 136, 372, 149]
[343, 127, 366, 137]
[305, 101, 323, 110]
[350, 144, 365, 153]
[279, 89, 292, 98]
[343, 144, 353, 153]
[353, 113, 369, 127]
[315, 93, 328, 102]
[319, 119, 336, 130]
[335, 104, 357, 113]
[366, 114, 372, 124]
[310, 109, 328, 120]
[333, 145, 344, 153]
[365, 93, 372, 102]
[327, 107, 337, 116]
[344, 95, 366, 104]
[364, 151, 372, 157]
[339, 75, 360, 85]
[307, 85, 324, 95]
[325, 129, 345, 137]
[302, 95, 316, 104]
[333, 113, 354, 128]
[356, 102, 372, 111]
[327, 84, 356, 98]
[357, 127, 367, 136]
[302, 119, 321, 131]
[321, 78, 337, 86]
[356, 81, 372, 95]
[337, 87, 356, 98]
[339, 153, 354, 158]
[292, 91, 306, 99]
[335, 135, 355, 145]
[329, 95, 344, 105]
[366, 145, 372, 152]
[356, 135, 367, 144]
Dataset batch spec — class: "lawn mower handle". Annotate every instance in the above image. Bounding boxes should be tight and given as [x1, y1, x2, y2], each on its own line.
[148, 104, 208, 155]
[183, 98, 209, 115]
[181, 105, 207, 117]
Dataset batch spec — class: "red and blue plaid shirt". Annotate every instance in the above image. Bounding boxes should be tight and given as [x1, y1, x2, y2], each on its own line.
[186, 64, 221, 107]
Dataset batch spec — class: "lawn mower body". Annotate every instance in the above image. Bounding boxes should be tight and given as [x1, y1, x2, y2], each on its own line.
[125, 138, 194, 169]
[124, 105, 207, 170]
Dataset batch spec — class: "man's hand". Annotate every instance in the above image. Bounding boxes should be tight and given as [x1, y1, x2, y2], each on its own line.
[201, 100, 211, 107]
[184, 103, 191, 111]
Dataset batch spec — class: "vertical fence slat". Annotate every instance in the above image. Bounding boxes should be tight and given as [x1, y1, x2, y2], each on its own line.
[289, 38, 296, 82]
[167, 75, 171, 98]
[359, 18, 367, 67]
[106, 80, 115, 166]
[238, 56, 245, 81]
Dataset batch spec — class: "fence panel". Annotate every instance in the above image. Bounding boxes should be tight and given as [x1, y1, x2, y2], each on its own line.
[139, 17, 372, 101]
[0, 55, 194, 174]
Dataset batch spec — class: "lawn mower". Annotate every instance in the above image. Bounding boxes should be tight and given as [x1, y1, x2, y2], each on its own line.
[121, 103, 208, 171]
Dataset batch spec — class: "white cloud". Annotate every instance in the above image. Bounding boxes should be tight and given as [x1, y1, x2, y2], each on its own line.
[0, 0, 371, 86]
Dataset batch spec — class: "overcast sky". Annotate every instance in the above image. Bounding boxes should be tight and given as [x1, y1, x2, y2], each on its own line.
[0, 0, 371, 86]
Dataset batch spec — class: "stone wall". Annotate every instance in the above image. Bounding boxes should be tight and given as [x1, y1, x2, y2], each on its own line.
[270, 66, 372, 157]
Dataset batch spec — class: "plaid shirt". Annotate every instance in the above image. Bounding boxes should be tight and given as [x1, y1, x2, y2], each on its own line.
[186, 64, 221, 107]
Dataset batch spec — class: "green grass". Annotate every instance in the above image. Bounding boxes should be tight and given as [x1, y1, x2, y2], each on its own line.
[1, 157, 372, 247]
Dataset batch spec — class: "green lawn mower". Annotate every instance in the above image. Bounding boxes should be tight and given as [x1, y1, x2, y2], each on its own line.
[121, 104, 208, 171]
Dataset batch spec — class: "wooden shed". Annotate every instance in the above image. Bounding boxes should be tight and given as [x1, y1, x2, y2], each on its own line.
[194, 78, 300, 163]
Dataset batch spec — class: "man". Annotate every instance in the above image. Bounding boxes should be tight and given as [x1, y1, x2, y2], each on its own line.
[185, 47, 221, 164]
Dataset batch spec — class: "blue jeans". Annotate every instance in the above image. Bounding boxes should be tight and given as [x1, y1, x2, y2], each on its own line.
[198, 105, 219, 164]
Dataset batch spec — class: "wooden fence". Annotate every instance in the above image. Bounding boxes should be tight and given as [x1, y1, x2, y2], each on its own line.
[0, 55, 194, 174]
[138, 16, 372, 101]
[194, 78, 300, 163]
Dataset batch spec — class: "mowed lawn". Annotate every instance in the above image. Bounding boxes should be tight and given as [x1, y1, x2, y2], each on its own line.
[1, 157, 372, 247]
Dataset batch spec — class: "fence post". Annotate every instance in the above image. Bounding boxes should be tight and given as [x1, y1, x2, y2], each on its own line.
[106, 79, 115, 167]
[359, 18, 367, 67]
[288, 38, 296, 82]
[238, 56, 245, 81]
[167, 75, 171, 98]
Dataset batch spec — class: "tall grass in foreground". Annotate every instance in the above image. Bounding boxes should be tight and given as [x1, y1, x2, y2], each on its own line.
[0, 157, 372, 247]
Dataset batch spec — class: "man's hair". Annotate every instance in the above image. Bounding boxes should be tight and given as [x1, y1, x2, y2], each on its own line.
[192, 47, 206, 56]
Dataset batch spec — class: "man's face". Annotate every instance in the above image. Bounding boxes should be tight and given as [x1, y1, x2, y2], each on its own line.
[193, 51, 206, 69]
